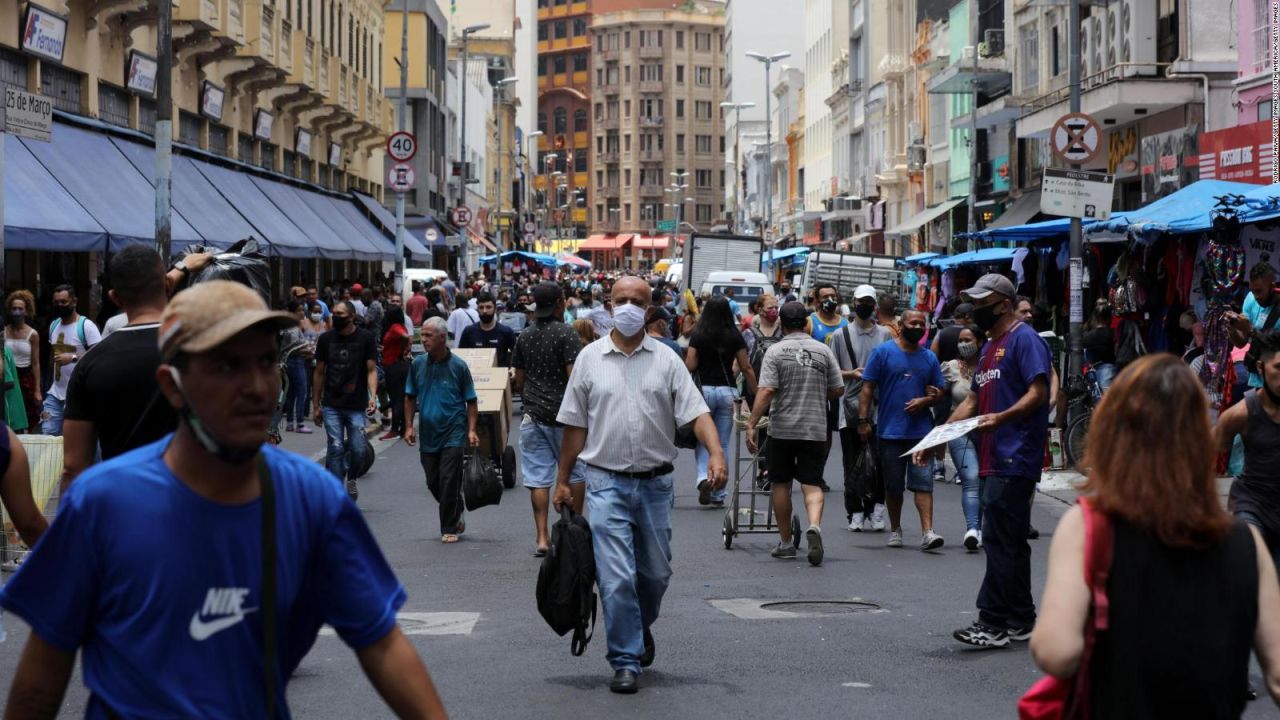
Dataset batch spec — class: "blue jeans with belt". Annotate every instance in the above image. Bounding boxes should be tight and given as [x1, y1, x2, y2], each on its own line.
[695, 384, 736, 502]
[586, 465, 674, 674]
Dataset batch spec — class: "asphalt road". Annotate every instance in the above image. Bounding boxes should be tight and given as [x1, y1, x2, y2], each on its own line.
[3, 415, 1278, 719]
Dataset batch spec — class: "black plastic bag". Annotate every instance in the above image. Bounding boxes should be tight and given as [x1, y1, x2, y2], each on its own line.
[845, 443, 882, 510]
[462, 453, 503, 511]
[174, 238, 272, 304]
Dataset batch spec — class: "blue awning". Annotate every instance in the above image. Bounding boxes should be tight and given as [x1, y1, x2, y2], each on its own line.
[1225, 183, 1280, 225]
[349, 192, 432, 260]
[761, 246, 811, 267]
[327, 197, 403, 262]
[107, 137, 255, 250]
[3, 133, 107, 251]
[21, 123, 203, 250]
[1087, 179, 1260, 242]
[479, 251, 558, 268]
[191, 161, 317, 258]
[293, 191, 389, 261]
[927, 247, 1019, 269]
[900, 251, 942, 265]
[248, 177, 352, 259]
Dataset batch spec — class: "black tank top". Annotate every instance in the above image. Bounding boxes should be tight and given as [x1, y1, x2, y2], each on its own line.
[1091, 518, 1257, 719]
[1229, 390, 1280, 533]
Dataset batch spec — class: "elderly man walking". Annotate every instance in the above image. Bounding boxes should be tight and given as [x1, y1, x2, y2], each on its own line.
[554, 276, 726, 695]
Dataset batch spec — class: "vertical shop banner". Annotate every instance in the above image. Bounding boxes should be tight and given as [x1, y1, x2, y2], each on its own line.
[1141, 124, 1200, 202]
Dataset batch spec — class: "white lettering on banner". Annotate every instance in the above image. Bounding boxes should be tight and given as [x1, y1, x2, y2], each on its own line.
[1220, 146, 1254, 168]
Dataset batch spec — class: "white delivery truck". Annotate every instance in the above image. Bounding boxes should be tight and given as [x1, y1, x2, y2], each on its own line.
[799, 249, 907, 305]
[680, 233, 765, 297]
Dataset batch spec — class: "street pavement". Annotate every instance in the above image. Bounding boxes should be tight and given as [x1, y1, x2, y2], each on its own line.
[3, 414, 1279, 719]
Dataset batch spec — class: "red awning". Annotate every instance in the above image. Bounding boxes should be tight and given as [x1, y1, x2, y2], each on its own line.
[631, 235, 670, 250]
[579, 233, 622, 251]
[615, 233, 635, 247]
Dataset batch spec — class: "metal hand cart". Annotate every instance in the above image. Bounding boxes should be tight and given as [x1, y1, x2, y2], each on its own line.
[721, 415, 800, 550]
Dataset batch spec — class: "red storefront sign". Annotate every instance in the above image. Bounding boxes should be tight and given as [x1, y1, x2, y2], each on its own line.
[1198, 120, 1273, 185]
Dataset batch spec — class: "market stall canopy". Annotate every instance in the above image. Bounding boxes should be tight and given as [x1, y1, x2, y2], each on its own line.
[1087, 179, 1259, 243]
[2, 133, 107, 251]
[926, 247, 1020, 269]
[885, 198, 965, 237]
[1186, 181, 1280, 227]
[761, 246, 811, 267]
[898, 251, 941, 265]
[478, 250, 559, 268]
[557, 253, 592, 268]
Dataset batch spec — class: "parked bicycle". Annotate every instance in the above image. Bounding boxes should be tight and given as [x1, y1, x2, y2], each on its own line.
[1063, 366, 1104, 467]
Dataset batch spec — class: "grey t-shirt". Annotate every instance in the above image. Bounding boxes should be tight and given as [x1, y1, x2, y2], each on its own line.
[829, 321, 894, 429]
[759, 333, 843, 442]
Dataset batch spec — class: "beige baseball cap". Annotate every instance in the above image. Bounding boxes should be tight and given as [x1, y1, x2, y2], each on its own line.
[159, 280, 297, 361]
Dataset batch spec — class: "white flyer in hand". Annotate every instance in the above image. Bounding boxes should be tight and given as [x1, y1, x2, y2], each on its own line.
[900, 417, 983, 457]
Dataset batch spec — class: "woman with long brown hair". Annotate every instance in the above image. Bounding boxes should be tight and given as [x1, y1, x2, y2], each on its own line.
[1031, 353, 1280, 716]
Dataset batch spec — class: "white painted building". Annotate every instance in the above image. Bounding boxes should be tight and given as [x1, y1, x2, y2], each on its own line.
[803, 0, 845, 213]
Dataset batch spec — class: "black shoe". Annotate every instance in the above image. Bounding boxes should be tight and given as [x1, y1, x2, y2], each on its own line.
[697, 480, 711, 506]
[641, 628, 655, 668]
[771, 542, 797, 559]
[1028, 525, 1040, 540]
[609, 669, 639, 694]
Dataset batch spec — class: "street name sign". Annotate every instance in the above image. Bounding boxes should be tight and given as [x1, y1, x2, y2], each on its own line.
[1040, 168, 1114, 220]
[3, 86, 53, 142]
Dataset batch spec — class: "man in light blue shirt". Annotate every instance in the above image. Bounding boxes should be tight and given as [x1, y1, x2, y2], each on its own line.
[1231, 261, 1278, 388]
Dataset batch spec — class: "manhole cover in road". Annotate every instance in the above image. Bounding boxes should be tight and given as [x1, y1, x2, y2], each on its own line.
[759, 601, 881, 615]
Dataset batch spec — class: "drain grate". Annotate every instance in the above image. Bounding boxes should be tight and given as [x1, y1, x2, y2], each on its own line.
[760, 600, 881, 615]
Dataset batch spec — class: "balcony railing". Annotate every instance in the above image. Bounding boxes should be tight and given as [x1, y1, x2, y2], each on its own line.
[639, 81, 664, 94]
[639, 116, 663, 127]
[639, 184, 664, 196]
[599, 82, 620, 95]
[600, 186, 621, 199]
[639, 46, 663, 59]
[639, 149, 662, 161]
[599, 116, 619, 129]
[598, 150, 619, 163]
[599, 49, 619, 62]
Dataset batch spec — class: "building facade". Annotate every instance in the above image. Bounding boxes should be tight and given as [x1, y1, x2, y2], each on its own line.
[535, 0, 592, 240]
[383, 0, 449, 219]
[588, 1, 728, 235]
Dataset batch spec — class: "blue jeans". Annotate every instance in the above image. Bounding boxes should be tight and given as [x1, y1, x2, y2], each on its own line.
[695, 385, 735, 502]
[323, 407, 367, 481]
[518, 417, 585, 488]
[949, 435, 981, 532]
[40, 394, 64, 436]
[285, 357, 309, 424]
[585, 465, 674, 674]
[1093, 362, 1117, 393]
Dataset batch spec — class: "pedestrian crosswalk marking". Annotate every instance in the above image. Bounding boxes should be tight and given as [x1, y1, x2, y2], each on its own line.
[319, 612, 480, 637]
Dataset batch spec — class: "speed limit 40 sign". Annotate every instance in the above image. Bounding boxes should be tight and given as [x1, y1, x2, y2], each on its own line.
[387, 131, 417, 162]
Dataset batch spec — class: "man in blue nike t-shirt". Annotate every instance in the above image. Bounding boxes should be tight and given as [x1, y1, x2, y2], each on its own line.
[0, 280, 447, 719]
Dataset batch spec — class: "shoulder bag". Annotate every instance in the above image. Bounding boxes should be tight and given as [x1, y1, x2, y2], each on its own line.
[839, 325, 860, 423]
[1017, 498, 1113, 720]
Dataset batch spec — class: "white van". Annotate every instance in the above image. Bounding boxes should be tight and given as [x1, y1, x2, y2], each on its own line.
[699, 271, 773, 309]
[401, 268, 448, 291]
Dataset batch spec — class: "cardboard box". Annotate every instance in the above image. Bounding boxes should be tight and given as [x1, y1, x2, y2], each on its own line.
[475, 389, 511, 458]
[455, 348, 496, 367]
[469, 367, 511, 391]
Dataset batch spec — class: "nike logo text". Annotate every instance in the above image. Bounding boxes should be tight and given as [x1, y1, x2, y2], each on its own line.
[189, 587, 258, 641]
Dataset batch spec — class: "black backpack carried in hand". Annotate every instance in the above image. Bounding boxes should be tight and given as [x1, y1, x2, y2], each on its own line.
[536, 508, 597, 656]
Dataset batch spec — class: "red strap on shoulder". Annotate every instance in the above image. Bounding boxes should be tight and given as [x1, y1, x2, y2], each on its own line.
[1080, 497, 1114, 632]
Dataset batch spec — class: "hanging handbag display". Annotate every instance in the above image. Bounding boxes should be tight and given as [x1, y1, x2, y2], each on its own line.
[1017, 498, 1114, 720]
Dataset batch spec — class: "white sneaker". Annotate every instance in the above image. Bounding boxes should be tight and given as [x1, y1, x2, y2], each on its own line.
[870, 504, 887, 532]
[963, 529, 980, 553]
[922, 530, 944, 551]
[977, 530, 983, 548]
[887, 530, 904, 548]
[848, 513, 865, 532]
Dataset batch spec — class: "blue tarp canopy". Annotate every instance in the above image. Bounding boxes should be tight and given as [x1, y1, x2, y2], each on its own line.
[21, 123, 203, 250]
[351, 191, 433, 260]
[1198, 182, 1280, 226]
[761, 246, 810, 267]
[965, 216, 1112, 244]
[900, 251, 941, 265]
[926, 247, 1019, 269]
[108, 137, 254, 250]
[248, 177, 353, 259]
[1087, 179, 1259, 242]
[2, 133, 107, 251]
[478, 251, 559, 268]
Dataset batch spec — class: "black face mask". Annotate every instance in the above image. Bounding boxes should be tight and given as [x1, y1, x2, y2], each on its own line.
[53, 305, 73, 320]
[332, 315, 351, 330]
[973, 303, 1004, 333]
[7, 311, 25, 326]
[853, 304, 875, 320]
[479, 313, 495, 325]
[820, 299, 838, 314]
[901, 327, 926, 344]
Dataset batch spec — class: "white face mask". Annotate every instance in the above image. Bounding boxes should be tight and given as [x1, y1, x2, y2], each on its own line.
[612, 302, 647, 338]
[309, 313, 323, 323]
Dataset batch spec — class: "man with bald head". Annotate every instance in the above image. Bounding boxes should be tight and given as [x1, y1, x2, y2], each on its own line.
[555, 275, 726, 694]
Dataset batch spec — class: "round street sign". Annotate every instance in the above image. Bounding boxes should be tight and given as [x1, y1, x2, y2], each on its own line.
[424, 227, 440, 243]
[387, 131, 417, 162]
[387, 162, 416, 192]
[523, 220, 537, 233]
[451, 206, 473, 227]
[1051, 112, 1102, 165]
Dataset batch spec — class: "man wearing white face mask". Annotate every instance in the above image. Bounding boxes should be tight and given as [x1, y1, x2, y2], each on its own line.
[555, 276, 725, 695]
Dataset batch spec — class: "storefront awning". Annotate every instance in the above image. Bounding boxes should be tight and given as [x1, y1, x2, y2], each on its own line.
[579, 234, 622, 251]
[332, 196, 427, 262]
[295, 191, 390, 261]
[986, 191, 1043, 231]
[22, 123, 204, 250]
[926, 247, 1019, 269]
[351, 191, 432, 259]
[192, 161, 316, 258]
[3, 133, 107, 251]
[885, 198, 964, 238]
[248, 177, 353, 259]
[108, 136, 254, 250]
[631, 235, 669, 250]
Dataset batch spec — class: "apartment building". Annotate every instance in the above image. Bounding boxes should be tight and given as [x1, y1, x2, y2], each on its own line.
[535, 0, 592, 238]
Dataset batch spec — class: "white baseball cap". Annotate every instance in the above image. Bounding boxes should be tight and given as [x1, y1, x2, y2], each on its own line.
[852, 284, 878, 301]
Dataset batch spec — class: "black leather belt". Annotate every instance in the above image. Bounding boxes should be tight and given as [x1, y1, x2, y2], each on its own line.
[585, 463, 674, 480]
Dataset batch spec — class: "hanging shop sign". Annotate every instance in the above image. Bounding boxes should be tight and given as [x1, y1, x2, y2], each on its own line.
[1106, 126, 1140, 176]
[1197, 120, 1272, 185]
[20, 4, 67, 64]
[1040, 168, 1115, 220]
[253, 108, 273, 140]
[295, 128, 312, 156]
[125, 51, 157, 97]
[200, 81, 224, 121]
[328, 142, 342, 166]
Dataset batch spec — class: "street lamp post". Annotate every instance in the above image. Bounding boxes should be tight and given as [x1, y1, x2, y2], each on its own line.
[524, 130, 544, 249]
[745, 51, 790, 275]
[720, 101, 755, 234]
[458, 23, 490, 211]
